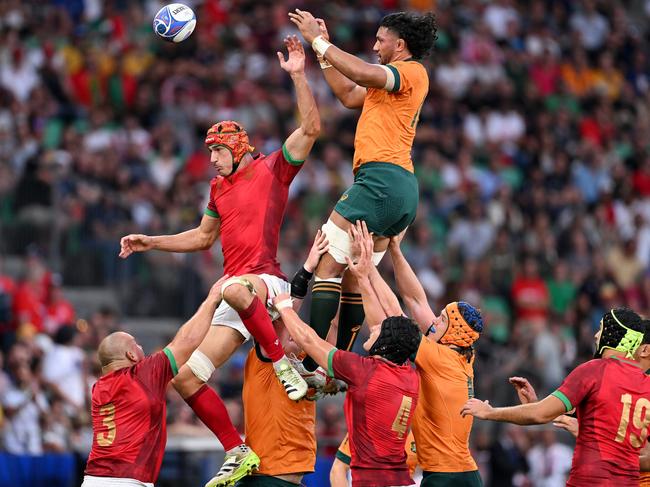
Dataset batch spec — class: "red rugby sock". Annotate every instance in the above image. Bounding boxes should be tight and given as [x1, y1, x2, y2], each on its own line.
[239, 297, 284, 362]
[185, 385, 241, 451]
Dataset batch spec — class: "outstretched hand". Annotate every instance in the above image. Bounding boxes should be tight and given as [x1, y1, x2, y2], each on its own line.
[460, 398, 492, 419]
[208, 274, 231, 303]
[553, 414, 578, 437]
[277, 35, 306, 75]
[304, 229, 329, 273]
[388, 229, 407, 253]
[288, 9, 322, 44]
[509, 376, 539, 405]
[345, 220, 374, 279]
[119, 234, 153, 259]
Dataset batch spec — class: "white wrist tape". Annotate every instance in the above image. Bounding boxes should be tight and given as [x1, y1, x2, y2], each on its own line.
[275, 298, 294, 310]
[312, 35, 332, 57]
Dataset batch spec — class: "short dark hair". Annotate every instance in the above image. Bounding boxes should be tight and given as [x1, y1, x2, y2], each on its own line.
[369, 315, 421, 365]
[380, 12, 438, 60]
[642, 319, 650, 345]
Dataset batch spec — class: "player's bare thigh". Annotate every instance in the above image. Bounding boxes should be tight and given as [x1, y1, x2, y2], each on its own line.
[172, 274, 268, 398]
[172, 325, 245, 398]
[316, 210, 389, 278]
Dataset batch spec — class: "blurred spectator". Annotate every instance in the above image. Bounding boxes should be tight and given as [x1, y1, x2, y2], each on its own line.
[488, 425, 529, 487]
[526, 426, 573, 487]
[41, 325, 86, 411]
[1, 360, 48, 454]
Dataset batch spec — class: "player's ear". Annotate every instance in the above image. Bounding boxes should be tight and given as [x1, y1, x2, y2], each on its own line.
[125, 350, 137, 362]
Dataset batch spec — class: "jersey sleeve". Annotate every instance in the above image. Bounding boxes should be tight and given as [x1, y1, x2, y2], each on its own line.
[327, 349, 371, 386]
[385, 61, 428, 94]
[265, 146, 304, 185]
[205, 178, 219, 218]
[552, 359, 603, 412]
[133, 349, 177, 399]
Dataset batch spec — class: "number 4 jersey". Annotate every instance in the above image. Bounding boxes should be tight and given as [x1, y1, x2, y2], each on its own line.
[552, 356, 650, 486]
[85, 349, 177, 483]
[327, 349, 419, 487]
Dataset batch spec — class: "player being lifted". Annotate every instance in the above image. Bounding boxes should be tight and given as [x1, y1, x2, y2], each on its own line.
[118, 36, 320, 486]
[289, 10, 437, 374]
[462, 308, 650, 486]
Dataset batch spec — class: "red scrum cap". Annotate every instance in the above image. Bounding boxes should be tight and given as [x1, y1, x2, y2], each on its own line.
[204, 121, 255, 167]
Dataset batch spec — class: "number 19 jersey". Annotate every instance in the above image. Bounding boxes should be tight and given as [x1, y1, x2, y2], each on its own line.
[85, 350, 176, 483]
[552, 357, 650, 486]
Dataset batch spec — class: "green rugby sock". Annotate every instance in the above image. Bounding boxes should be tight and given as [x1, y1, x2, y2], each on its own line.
[336, 293, 365, 351]
[304, 278, 341, 371]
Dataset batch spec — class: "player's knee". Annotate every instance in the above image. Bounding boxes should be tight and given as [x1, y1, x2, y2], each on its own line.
[222, 278, 255, 310]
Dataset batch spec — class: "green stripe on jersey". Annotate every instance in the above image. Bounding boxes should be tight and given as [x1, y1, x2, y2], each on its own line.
[327, 348, 338, 378]
[282, 143, 305, 166]
[163, 347, 179, 376]
[551, 390, 572, 412]
[386, 64, 401, 92]
[336, 449, 351, 465]
[204, 208, 219, 218]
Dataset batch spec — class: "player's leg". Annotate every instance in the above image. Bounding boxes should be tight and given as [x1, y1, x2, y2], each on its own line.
[303, 211, 349, 371]
[172, 325, 261, 487]
[222, 274, 307, 400]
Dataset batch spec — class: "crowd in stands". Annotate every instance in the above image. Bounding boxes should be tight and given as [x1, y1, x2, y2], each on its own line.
[3, 0, 650, 484]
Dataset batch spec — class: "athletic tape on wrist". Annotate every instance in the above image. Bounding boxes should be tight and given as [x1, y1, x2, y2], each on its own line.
[312, 35, 332, 57]
[275, 298, 294, 310]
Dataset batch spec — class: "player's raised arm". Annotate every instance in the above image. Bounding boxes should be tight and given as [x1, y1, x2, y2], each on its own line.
[278, 35, 321, 163]
[119, 212, 220, 258]
[388, 233, 437, 335]
[460, 395, 567, 426]
[165, 275, 229, 367]
[347, 221, 403, 321]
[273, 292, 334, 370]
[344, 221, 400, 327]
[310, 18, 367, 109]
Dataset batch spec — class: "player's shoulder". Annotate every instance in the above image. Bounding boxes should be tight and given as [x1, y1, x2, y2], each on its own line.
[390, 59, 428, 77]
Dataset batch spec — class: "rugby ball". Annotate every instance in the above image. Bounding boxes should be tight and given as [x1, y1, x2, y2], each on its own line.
[153, 3, 196, 43]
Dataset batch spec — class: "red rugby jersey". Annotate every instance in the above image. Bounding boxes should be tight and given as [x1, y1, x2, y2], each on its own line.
[205, 147, 303, 280]
[85, 349, 177, 483]
[552, 357, 650, 486]
[328, 349, 419, 487]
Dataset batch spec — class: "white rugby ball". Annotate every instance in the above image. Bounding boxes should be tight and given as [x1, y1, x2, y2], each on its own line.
[153, 3, 196, 43]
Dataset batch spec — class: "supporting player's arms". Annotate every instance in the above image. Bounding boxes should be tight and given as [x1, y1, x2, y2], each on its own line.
[119, 213, 220, 258]
[345, 221, 402, 327]
[274, 293, 334, 370]
[278, 35, 321, 162]
[289, 10, 390, 91]
[460, 395, 567, 425]
[388, 234, 436, 336]
[166, 275, 229, 367]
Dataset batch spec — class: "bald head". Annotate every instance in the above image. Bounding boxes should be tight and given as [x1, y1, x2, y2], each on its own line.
[98, 332, 142, 369]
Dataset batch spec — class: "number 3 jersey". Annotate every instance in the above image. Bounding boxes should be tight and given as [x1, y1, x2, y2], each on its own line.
[85, 350, 176, 483]
[552, 356, 650, 486]
[327, 349, 419, 487]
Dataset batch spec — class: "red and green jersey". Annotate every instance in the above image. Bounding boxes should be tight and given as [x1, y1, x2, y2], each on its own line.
[552, 357, 650, 486]
[328, 349, 419, 487]
[205, 147, 303, 280]
[85, 349, 178, 483]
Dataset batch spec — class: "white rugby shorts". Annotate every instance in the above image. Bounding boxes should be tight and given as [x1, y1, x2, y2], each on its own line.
[81, 476, 154, 487]
[211, 273, 290, 341]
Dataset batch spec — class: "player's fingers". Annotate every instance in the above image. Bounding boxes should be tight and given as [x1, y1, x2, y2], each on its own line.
[276, 52, 285, 64]
[345, 256, 355, 269]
